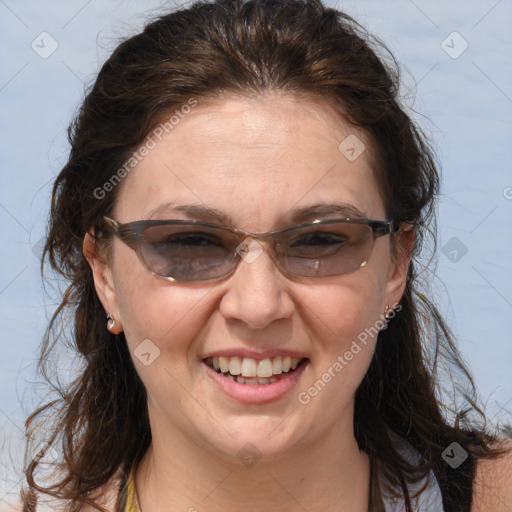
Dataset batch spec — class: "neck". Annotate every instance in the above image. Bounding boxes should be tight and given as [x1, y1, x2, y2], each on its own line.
[135, 410, 371, 512]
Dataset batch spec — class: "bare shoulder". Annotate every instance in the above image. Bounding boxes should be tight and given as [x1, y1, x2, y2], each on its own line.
[472, 438, 512, 512]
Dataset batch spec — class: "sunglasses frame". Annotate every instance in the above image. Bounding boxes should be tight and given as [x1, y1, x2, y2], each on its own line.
[102, 215, 399, 282]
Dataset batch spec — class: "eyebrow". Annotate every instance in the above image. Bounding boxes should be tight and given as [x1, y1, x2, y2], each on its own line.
[147, 201, 368, 226]
[148, 202, 232, 223]
[289, 203, 367, 223]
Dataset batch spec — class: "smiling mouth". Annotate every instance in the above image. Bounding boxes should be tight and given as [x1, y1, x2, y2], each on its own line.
[204, 355, 307, 385]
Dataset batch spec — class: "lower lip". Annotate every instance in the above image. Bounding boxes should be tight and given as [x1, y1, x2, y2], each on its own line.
[203, 360, 309, 404]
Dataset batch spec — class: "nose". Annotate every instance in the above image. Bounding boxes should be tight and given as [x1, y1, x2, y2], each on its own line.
[218, 238, 295, 329]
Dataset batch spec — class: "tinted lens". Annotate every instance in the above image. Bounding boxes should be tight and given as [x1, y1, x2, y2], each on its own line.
[139, 224, 238, 280]
[136, 220, 377, 281]
[277, 221, 374, 277]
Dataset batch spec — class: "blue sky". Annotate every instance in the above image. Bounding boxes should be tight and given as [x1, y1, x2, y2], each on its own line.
[1, 0, 511, 505]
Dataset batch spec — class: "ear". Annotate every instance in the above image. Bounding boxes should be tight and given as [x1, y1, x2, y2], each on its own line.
[83, 232, 123, 334]
[383, 224, 415, 309]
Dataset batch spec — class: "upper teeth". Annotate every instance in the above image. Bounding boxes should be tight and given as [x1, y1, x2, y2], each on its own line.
[210, 356, 302, 378]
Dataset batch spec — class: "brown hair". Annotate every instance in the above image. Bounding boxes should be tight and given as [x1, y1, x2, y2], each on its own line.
[22, 0, 509, 510]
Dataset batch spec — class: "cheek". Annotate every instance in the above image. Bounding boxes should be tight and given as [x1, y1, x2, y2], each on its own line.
[294, 277, 385, 420]
[111, 246, 211, 360]
[119, 283, 212, 352]
[301, 269, 386, 351]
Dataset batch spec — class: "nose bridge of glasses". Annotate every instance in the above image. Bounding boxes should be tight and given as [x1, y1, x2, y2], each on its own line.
[230, 224, 307, 280]
[233, 234, 279, 269]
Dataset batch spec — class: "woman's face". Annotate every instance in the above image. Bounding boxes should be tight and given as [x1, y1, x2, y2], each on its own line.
[90, 94, 411, 464]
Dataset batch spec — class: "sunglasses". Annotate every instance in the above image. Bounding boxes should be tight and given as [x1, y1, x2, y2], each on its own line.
[102, 216, 398, 282]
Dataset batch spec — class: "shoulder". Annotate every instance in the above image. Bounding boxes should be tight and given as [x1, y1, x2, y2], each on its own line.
[472, 438, 512, 512]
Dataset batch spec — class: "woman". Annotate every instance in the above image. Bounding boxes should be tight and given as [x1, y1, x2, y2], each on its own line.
[22, 0, 511, 510]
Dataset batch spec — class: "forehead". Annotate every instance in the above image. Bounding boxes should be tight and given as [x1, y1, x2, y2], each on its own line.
[114, 94, 386, 227]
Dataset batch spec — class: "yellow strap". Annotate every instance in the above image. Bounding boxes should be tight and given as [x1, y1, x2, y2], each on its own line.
[125, 469, 141, 512]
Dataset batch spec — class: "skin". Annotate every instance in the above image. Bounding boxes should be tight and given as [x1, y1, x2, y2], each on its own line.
[473, 444, 512, 512]
[85, 93, 415, 511]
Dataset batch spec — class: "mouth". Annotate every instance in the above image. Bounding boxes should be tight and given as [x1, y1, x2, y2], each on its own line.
[203, 355, 308, 385]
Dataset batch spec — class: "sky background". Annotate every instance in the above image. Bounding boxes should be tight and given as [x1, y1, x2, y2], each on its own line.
[1, 0, 511, 507]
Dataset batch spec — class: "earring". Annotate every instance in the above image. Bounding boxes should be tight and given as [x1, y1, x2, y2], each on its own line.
[380, 305, 391, 331]
[106, 313, 116, 332]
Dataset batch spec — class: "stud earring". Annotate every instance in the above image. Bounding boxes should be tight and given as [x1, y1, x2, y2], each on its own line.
[106, 313, 116, 332]
[380, 305, 391, 331]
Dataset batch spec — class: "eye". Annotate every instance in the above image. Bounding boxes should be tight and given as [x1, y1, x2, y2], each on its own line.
[290, 232, 347, 247]
[159, 232, 223, 247]
[143, 230, 229, 259]
[142, 227, 226, 248]
[284, 231, 350, 259]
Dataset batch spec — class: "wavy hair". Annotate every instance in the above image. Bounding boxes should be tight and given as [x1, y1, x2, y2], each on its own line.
[22, 0, 508, 510]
